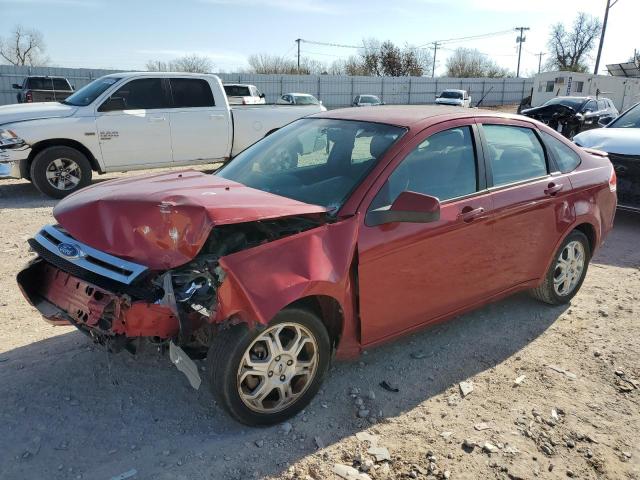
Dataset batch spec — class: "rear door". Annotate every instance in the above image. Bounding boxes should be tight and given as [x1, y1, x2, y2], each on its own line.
[95, 77, 173, 169]
[478, 120, 574, 289]
[357, 120, 497, 345]
[168, 77, 231, 164]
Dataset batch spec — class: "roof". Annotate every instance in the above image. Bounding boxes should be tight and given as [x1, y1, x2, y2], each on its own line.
[312, 105, 491, 128]
[102, 72, 220, 79]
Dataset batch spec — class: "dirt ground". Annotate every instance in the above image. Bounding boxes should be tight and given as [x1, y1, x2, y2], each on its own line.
[0, 172, 639, 480]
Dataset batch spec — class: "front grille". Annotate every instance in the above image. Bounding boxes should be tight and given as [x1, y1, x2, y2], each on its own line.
[33, 225, 147, 285]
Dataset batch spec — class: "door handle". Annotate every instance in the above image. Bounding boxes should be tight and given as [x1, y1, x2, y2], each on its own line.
[459, 206, 485, 222]
[209, 114, 225, 120]
[544, 182, 564, 196]
[148, 116, 165, 122]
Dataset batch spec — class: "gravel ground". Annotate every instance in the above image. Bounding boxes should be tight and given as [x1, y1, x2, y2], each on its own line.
[0, 172, 639, 480]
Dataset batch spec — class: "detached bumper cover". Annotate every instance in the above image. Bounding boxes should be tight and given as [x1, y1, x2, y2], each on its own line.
[0, 145, 30, 179]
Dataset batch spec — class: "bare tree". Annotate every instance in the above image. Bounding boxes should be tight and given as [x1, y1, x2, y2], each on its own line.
[445, 48, 511, 78]
[247, 53, 298, 74]
[358, 38, 431, 76]
[146, 54, 213, 73]
[0, 25, 49, 66]
[547, 13, 601, 72]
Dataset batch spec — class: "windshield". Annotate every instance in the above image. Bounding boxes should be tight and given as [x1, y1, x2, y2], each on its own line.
[224, 85, 251, 97]
[360, 96, 380, 104]
[543, 97, 586, 110]
[609, 103, 640, 128]
[294, 95, 319, 105]
[63, 77, 121, 106]
[217, 118, 405, 211]
[440, 91, 463, 99]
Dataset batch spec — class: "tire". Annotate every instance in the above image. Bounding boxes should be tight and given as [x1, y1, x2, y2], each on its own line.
[531, 230, 591, 305]
[206, 308, 331, 426]
[30, 146, 92, 199]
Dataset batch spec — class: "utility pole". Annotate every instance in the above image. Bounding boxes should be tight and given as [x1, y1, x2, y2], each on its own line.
[295, 38, 301, 72]
[431, 41, 439, 78]
[536, 51, 546, 73]
[514, 27, 530, 78]
[594, 0, 619, 75]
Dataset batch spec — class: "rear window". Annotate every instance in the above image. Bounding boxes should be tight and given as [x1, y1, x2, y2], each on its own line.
[26, 78, 53, 90]
[52, 78, 71, 90]
[483, 125, 547, 186]
[170, 78, 215, 107]
[224, 85, 251, 97]
[541, 131, 581, 173]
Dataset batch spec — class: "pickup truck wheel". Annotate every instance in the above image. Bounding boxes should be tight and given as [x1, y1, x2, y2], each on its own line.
[30, 146, 92, 199]
[206, 308, 330, 426]
[531, 230, 590, 305]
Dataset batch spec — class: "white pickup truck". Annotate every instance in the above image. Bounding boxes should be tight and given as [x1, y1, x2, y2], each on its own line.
[0, 72, 326, 198]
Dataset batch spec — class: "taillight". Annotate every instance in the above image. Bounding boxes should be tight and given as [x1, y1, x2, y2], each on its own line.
[609, 166, 617, 192]
[25, 91, 33, 103]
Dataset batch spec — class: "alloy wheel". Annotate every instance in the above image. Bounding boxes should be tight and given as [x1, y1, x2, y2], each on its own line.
[45, 158, 82, 191]
[553, 240, 585, 296]
[237, 323, 318, 413]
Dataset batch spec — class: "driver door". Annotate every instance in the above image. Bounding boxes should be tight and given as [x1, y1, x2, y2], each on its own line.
[95, 77, 173, 169]
[357, 120, 497, 346]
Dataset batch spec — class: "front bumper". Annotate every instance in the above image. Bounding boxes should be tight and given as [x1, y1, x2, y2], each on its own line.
[0, 145, 31, 179]
[18, 225, 180, 346]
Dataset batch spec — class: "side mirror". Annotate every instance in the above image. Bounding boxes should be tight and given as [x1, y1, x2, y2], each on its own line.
[98, 96, 127, 112]
[366, 191, 441, 226]
[319, 100, 323, 105]
[12, 84, 21, 89]
[259, 93, 265, 99]
[598, 117, 613, 127]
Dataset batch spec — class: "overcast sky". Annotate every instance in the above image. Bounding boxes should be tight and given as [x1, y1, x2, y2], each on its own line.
[1, 0, 637, 76]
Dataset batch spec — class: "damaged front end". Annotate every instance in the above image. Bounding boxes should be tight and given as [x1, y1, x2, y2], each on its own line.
[18, 215, 328, 359]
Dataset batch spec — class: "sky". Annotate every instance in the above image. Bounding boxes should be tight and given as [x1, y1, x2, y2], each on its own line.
[0, 0, 638, 77]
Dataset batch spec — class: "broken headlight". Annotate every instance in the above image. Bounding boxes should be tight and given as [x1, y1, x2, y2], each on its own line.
[0, 129, 26, 149]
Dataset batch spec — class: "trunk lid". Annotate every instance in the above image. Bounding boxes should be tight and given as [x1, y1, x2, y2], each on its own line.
[53, 170, 327, 270]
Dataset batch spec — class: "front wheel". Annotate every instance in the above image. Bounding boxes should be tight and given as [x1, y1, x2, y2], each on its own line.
[206, 308, 330, 425]
[30, 146, 92, 199]
[531, 230, 590, 305]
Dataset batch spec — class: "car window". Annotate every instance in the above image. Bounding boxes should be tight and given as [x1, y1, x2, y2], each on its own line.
[169, 78, 215, 107]
[100, 78, 167, 111]
[609, 104, 640, 128]
[224, 85, 251, 97]
[26, 77, 53, 90]
[584, 100, 597, 112]
[52, 78, 70, 90]
[483, 125, 547, 186]
[540, 132, 581, 173]
[370, 127, 478, 210]
[597, 100, 606, 110]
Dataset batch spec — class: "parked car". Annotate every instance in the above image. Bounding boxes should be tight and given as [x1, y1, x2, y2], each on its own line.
[223, 84, 266, 105]
[435, 89, 471, 108]
[0, 73, 325, 198]
[521, 96, 618, 139]
[352, 94, 383, 107]
[277, 93, 321, 106]
[12, 76, 74, 104]
[17, 106, 616, 425]
[574, 102, 640, 212]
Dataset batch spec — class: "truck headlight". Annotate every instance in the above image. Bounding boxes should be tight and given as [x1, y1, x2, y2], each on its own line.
[0, 129, 25, 149]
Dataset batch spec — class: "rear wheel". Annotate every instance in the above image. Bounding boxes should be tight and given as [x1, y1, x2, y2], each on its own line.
[531, 230, 590, 305]
[30, 146, 92, 199]
[206, 308, 330, 425]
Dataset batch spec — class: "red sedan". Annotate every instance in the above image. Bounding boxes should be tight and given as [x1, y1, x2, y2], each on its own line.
[18, 106, 617, 425]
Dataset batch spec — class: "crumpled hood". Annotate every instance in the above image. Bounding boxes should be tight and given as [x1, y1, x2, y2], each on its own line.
[53, 170, 327, 270]
[0, 102, 78, 126]
[573, 128, 640, 156]
[521, 104, 575, 119]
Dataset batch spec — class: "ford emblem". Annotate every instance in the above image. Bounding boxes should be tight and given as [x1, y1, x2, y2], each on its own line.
[57, 242, 82, 259]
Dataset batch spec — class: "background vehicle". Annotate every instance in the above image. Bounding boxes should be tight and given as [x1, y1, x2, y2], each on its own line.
[352, 94, 383, 107]
[277, 93, 321, 105]
[18, 106, 616, 425]
[223, 83, 266, 105]
[574, 102, 640, 212]
[12, 76, 74, 104]
[435, 89, 471, 107]
[521, 96, 618, 138]
[0, 73, 325, 198]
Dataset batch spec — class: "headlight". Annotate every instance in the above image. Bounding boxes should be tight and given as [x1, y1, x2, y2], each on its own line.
[0, 129, 25, 149]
